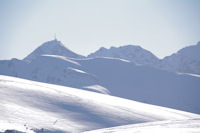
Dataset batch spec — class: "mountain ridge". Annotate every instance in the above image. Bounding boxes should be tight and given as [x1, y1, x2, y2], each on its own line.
[23, 39, 200, 75]
[88, 45, 160, 66]
[88, 42, 200, 74]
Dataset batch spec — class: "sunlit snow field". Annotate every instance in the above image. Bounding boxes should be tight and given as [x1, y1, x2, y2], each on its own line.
[0, 75, 199, 133]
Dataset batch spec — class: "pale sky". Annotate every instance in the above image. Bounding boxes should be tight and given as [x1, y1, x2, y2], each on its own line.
[0, 0, 200, 60]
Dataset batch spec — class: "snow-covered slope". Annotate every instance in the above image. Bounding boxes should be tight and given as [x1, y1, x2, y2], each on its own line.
[83, 118, 200, 133]
[1, 56, 200, 114]
[0, 55, 108, 94]
[24, 39, 84, 62]
[0, 75, 199, 133]
[88, 45, 160, 66]
[160, 42, 200, 74]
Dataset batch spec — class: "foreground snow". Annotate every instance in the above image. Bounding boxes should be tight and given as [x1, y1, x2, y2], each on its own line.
[0, 123, 35, 133]
[0, 75, 199, 133]
[83, 118, 200, 133]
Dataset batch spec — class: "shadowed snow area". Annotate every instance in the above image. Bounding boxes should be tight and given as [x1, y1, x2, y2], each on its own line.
[75, 57, 200, 114]
[83, 118, 200, 133]
[0, 75, 199, 133]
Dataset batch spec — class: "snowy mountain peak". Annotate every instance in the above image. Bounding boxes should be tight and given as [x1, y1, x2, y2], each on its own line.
[99, 47, 107, 51]
[23, 39, 84, 62]
[160, 41, 200, 74]
[88, 45, 159, 66]
[119, 44, 142, 49]
[40, 39, 64, 48]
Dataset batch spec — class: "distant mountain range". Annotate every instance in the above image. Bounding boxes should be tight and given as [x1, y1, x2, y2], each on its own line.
[88, 42, 200, 74]
[22, 39, 200, 75]
[0, 39, 200, 114]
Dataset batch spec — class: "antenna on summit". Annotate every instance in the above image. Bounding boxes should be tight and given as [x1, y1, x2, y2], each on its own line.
[54, 33, 57, 40]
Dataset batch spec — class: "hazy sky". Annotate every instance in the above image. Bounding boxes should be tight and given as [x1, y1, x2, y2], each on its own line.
[0, 0, 200, 59]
